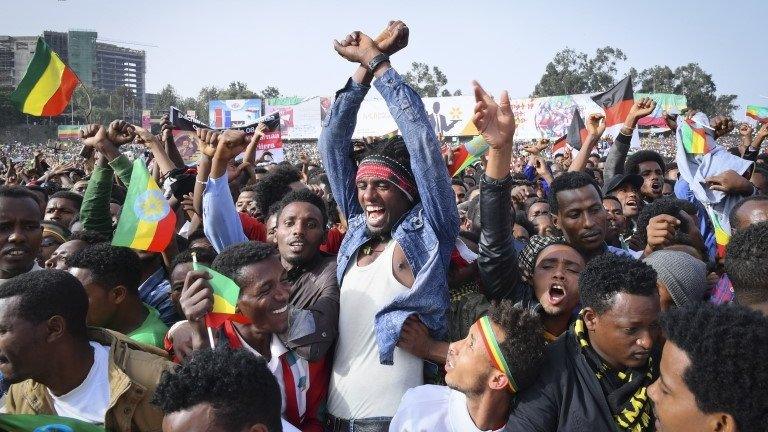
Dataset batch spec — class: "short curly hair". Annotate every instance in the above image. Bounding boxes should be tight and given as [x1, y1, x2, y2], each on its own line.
[661, 304, 768, 432]
[152, 347, 282, 431]
[724, 221, 768, 305]
[211, 241, 277, 287]
[625, 150, 666, 175]
[49, 190, 83, 210]
[66, 243, 142, 294]
[487, 300, 546, 392]
[632, 196, 692, 248]
[69, 229, 109, 244]
[0, 269, 88, 338]
[275, 189, 328, 229]
[579, 253, 658, 314]
[252, 169, 296, 219]
[548, 171, 602, 215]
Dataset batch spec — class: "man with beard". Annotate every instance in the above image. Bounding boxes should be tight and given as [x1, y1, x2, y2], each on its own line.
[320, 22, 459, 429]
[603, 196, 628, 249]
[390, 303, 545, 431]
[625, 150, 666, 203]
[0, 186, 43, 284]
[508, 254, 661, 431]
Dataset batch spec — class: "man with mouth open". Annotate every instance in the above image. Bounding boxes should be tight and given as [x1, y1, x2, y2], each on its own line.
[507, 253, 661, 432]
[0, 186, 43, 285]
[320, 21, 459, 430]
[390, 302, 546, 432]
[180, 241, 328, 432]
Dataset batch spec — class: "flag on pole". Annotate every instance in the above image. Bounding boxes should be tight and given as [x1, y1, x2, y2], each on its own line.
[0, 414, 106, 432]
[446, 136, 488, 177]
[191, 261, 249, 328]
[551, 135, 568, 155]
[746, 105, 768, 123]
[10, 38, 79, 116]
[112, 160, 176, 252]
[566, 108, 588, 150]
[591, 75, 634, 128]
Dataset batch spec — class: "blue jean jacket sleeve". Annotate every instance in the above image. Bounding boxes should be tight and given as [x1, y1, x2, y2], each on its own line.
[373, 68, 460, 242]
[319, 78, 370, 221]
[203, 174, 248, 253]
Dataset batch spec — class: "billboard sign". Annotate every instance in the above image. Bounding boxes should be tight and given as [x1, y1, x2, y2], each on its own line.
[208, 99, 262, 129]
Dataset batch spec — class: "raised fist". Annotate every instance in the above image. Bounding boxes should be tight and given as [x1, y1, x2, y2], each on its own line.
[196, 128, 220, 158]
[374, 20, 409, 56]
[80, 124, 109, 149]
[214, 129, 248, 161]
[333, 31, 381, 65]
[106, 120, 136, 145]
[628, 97, 656, 121]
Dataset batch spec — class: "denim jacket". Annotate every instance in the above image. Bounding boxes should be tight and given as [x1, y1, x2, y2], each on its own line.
[319, 68, 459, 364]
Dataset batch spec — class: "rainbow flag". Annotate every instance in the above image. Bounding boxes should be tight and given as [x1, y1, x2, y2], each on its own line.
[0, 414, 106, 432]
[112, 160, 176, 252]
[707, 207, 730, 258]
[447, 136, 489, 177]
[680, 118, 712, 155]
[746, 105, 768, 123]
[192, 261, 249, 327]
[10, 38, 79, 116]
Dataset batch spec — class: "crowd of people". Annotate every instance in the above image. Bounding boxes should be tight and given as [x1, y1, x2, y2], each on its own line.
[0, 20, 766, 432]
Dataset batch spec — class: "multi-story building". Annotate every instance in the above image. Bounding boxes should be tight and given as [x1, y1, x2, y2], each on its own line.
[0, 30, 146, 108]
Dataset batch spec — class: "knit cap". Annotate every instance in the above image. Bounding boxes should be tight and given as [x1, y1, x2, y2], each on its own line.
[643, 250, 708, 306]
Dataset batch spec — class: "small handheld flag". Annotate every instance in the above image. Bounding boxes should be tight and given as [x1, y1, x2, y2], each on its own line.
[746, 105, 768, 124]
[446, 135, 488, 177]
[10, 38, 79, 117]
[191, 257, 249, 332]
[0, 414, 106, 432]
[112, 160, 176, 252]
[680, 118, 712, 155]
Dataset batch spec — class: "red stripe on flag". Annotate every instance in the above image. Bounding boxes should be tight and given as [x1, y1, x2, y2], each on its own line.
[40, 67, 78, 116]
[603, 99, 634, 127]
[145, 211, 177, 252]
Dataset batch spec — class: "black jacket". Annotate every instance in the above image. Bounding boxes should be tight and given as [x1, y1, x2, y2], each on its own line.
[506, 329, 621, 432]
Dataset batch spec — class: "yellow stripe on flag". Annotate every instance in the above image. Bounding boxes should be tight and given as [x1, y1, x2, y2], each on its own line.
[130, 219, 157, 250]
[22, 56, 66, 116]
[212, 293, 237, 314]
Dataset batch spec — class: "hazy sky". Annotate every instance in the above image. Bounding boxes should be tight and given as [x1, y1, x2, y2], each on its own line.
[5, 0, 766, 118]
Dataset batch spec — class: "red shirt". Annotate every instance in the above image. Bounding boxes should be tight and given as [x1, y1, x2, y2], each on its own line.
[319, 227, 344, 255]
[239, 212, 266, 242]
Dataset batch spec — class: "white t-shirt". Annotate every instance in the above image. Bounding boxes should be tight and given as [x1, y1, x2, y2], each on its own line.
[48, 341, 110, 424]
[389, 385, 505, 432]
[328, 240, 424, 418]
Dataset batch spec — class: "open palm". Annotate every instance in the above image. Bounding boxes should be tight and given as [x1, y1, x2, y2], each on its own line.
[472, 81, 515, 150]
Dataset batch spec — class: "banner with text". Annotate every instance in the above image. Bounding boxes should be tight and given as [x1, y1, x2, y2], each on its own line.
[265, 96, 325, 140]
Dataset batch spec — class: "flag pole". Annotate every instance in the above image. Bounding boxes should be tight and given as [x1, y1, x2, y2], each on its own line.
[192, 251, 216, 349]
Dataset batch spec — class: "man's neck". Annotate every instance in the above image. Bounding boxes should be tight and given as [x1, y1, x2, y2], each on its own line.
[39, 339, 95, 396]
[465, 389, 512, 431]
[233, 322, 272, 360]
[543, 312, 572, 338]
[110, 298, 149, 336]
[140, 261, 161, 283]
[0, 262, 34, 280]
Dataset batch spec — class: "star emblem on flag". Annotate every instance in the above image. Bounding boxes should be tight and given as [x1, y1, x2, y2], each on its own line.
[134, 190, 170, 222]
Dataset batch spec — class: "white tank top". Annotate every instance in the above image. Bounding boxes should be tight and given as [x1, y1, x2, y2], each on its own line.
[328, 240, 424, 418]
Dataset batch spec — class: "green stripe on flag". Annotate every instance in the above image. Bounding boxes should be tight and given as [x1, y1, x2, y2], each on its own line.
[680, 121, 694, 153]
[193, 262, 240, 313]
[10, 38, 53, 110]
[112, 159, 150, 248]
[0, 414, 107, 432]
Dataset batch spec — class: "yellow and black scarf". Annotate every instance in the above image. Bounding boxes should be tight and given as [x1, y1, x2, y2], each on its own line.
[573, 312, 656, 432]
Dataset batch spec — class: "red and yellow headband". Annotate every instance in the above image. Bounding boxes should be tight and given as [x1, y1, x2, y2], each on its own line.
[477, 316, 518, 394]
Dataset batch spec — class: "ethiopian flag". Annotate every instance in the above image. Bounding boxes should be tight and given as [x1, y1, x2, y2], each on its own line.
[680, 118, 712, 155]
[746, 105, 768, 123]
[0, 414, 105, 432]
[112, 160, 176, 252]
[10, 38, 79, 116]
[447, 135, 488, 177]
[191, 261, 249, 327]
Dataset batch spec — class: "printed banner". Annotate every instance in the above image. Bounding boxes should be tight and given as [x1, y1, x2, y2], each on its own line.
[172, 130, 200, 165]
[57, 125, 81, 140]
[141, 110, 151, 130]
[208, 99, 262, 128]
[352, 96, 478, 139]
[254, 130, 284, 163]
[265, 96, 325, 140]
[635, 93, 687, 128]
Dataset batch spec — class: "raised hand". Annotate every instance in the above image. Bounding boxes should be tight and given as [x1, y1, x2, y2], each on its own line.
[132, 125, 161, 147]
[710, 115, 734, 139]
[628, 97, 656, 122]
[705, 170, 753, 195]
[80, 124, 109, 149]
[523, 139, 549, 155]
[160, 114, 174, 146]
[196, 128, 220, 158]
[106, 120, 136, 145]
[180, 270, 213, 322]
[645, 214, 680, 253]
[472, 80, 515, 150]
[755, 123, 768, 141]
[586, 113, 606, 138]
[214, 129, 248, 161]
[374, 20, 409, 55]
[333, 31, 382, 65]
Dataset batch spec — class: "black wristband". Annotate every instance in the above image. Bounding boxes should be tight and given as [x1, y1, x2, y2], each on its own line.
[367, 53, 390, 73]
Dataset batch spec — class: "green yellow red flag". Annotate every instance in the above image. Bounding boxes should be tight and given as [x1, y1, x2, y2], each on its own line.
[111, 160, 176, 252]
[191, 261, 249, 327]
[10, 38, 79, 116]
[0, 414, 106, 432]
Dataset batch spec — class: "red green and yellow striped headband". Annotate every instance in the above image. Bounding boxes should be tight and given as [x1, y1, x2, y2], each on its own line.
[477, 316, 518, 393]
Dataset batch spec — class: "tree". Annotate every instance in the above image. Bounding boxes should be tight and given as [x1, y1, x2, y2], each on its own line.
[0, 89, 24, 127]
[403, 62, 461, 97]
[260, 86, 281, 99]
[532, 46, 627, 97]
[219, 81, 257, 100]
[155, 84, 180, 113]
[196, 86, 221, 124]
[634, 63, 738, 116]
